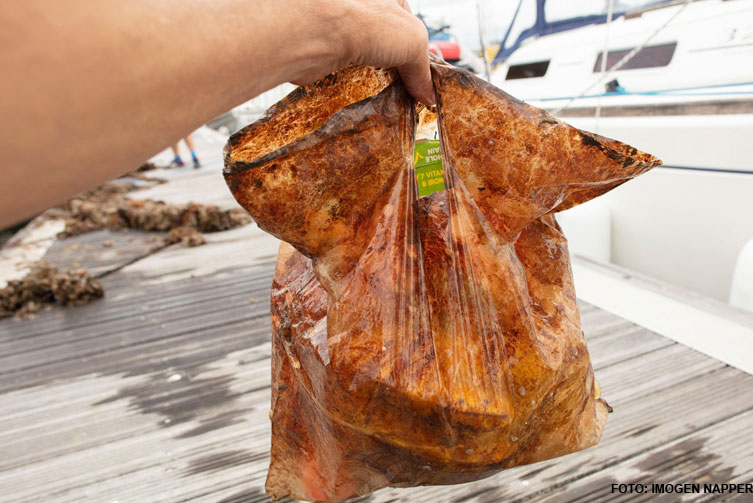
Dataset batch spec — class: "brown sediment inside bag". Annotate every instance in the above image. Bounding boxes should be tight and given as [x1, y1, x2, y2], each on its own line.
[224, 60, 661, 502]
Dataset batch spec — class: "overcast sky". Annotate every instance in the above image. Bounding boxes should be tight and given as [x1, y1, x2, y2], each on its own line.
[411, 0, 520, 50]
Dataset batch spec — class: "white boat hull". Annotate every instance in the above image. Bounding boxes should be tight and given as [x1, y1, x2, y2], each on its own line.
[490, 0, 753, 307]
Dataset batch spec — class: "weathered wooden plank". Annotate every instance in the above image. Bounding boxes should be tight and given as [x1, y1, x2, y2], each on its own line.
[588, 324, 674, 369]
[0, 304, 267, 381]
[583, 314, 639, 340]
[0, 280, 643, 379]
[351, 366, 752, 503]
[1, 236, 751, 503]
[2, 336, 733, 503]
[0, 261, 275, 340]
[0, 269, 272, 360]
[0, 281, 270, 359]
[1, 271, 272, 342]
[723, 488, 753, 503]
[0, 366, 271, 474]
[45, 229, 165, 276]
[0, 317, 271, 393]
[527, 408, 753, 503]
[594, 342, 724, 404]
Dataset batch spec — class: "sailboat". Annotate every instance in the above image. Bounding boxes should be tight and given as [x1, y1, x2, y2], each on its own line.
[490, 0, 753, 312]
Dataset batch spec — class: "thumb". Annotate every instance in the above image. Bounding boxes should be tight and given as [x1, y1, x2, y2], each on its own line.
[399, 51, 435, 106]
[397, 15, 435, 105]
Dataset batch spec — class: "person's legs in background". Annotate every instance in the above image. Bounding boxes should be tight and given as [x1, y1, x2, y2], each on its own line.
[170, 143, 185, 167]
[169, 135, 200, 168]
[184, 134, 201, 168]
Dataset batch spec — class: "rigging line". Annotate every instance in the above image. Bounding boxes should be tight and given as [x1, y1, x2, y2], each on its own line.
[499, 0, 525, 55]
[595, 0, 616, 133]
[477, 2, 492, 81]
[551, 0, 693, 116]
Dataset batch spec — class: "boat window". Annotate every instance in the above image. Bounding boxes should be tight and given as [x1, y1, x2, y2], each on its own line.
[506, 60, 550, 80]
[593, 42, 677, 72]
[545, 0, 673, 23]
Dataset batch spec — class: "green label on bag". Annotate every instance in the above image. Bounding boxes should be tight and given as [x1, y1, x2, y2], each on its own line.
[414, 140, 446, 197]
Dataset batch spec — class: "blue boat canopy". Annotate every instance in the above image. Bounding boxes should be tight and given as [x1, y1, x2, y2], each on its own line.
[492, 0, 680, 66]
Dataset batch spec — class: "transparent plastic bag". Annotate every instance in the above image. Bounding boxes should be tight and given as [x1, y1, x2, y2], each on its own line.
[224, 60, 661, 502]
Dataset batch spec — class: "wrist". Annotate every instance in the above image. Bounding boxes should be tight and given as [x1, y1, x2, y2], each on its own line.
[282, 0, 355, 84]
[321, 0, 362, 67]
[313, 0, 356, 61]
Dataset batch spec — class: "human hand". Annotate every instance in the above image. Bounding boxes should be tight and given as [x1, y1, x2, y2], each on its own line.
[292, 0, 434, 105]
[0, 0, 434, 228]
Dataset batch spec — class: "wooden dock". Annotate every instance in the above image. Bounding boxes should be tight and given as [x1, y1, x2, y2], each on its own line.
[1, 132, 751, 502]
